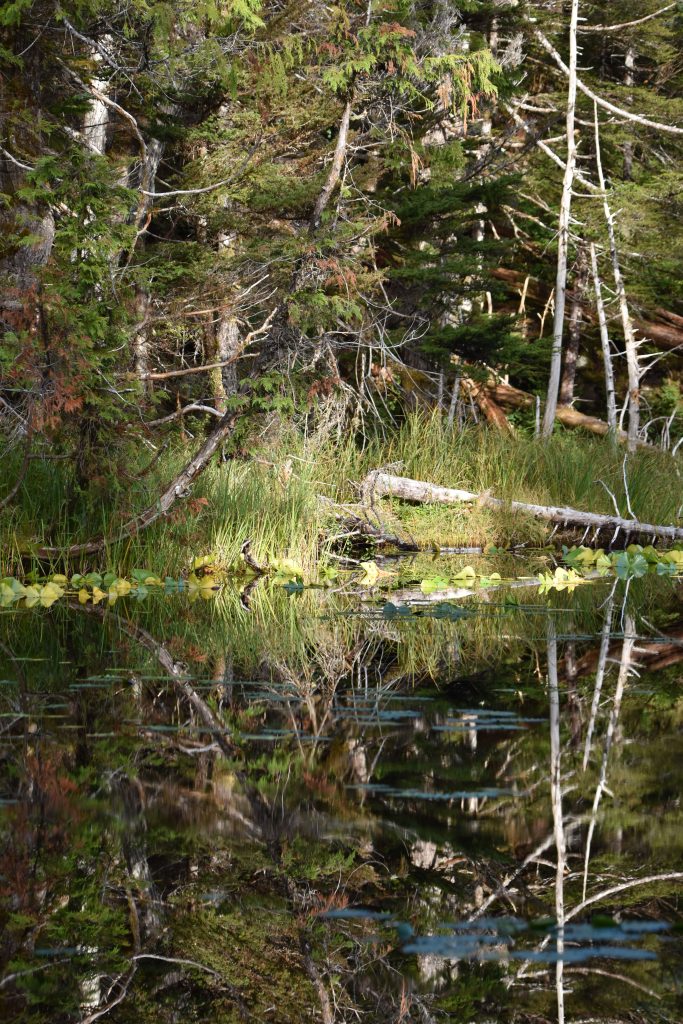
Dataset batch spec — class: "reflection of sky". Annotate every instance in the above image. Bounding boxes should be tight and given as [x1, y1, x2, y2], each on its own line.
[323, 911, 671, 964]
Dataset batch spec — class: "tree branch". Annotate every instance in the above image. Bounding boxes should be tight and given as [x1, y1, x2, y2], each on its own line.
[534, 28, 683, 135]
[309, 97, 353, 233]
[578, 4, 676, 33]
[144, 404, 224, 426]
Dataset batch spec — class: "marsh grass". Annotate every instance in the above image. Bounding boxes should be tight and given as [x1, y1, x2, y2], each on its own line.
[2, 414, 682, 576]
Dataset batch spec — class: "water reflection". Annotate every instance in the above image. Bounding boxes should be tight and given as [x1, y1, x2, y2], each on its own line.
[0, 568, 681, 1022]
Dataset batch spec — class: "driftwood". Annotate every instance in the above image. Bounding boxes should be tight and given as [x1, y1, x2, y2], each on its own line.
[362, 471, 683, 543]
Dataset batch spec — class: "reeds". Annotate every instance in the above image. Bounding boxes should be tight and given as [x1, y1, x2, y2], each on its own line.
[2, 414, 681, 576]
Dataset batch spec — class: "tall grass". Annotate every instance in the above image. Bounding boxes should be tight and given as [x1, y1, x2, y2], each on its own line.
[2, 413, 681, 575]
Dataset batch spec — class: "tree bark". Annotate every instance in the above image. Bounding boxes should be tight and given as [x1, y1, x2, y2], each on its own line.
[559, 246, 588, 405]
[361, 471, 683, 542]
[542, 0, 579, 438]
[589, 242, 617, 434]
[213, 315, 240, 409]
[593, 103, 640, 450]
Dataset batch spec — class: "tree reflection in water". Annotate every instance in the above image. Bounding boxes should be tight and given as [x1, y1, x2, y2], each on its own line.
[0, 573, 681, 1022]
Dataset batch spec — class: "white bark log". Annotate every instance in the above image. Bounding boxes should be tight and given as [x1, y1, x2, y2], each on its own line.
[362, 471, 683, 542]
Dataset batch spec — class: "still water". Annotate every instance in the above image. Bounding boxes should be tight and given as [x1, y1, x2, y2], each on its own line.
[1, 559, 681, 1023]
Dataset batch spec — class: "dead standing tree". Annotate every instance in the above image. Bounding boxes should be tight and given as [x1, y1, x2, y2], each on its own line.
[541, 0, 579, 439]
[592, 103, 642, 451]
[533, 5, 683, 444]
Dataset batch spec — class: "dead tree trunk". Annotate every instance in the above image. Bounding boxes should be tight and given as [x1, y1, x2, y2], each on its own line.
[623, 46, 636, 180]
[542, 0, 579, 438]
[559, 246, 588, 405]
[213, 315, 240, 410]
[589, 242, 617, 434]
[361, 471, 683, 543]
[593, 103, 640, 451]
[129, 138, 165, 389]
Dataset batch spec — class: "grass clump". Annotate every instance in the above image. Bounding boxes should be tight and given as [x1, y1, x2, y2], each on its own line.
[1, 413, 682, 576]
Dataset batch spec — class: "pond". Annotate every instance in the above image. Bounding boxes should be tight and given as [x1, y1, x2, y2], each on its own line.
[1, 556, 681, 1023]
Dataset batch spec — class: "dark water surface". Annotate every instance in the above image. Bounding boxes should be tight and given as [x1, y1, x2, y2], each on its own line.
[1, 562, 681, 1023]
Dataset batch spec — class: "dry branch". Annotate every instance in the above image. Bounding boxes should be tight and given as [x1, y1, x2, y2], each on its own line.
[32, 411, 239, 558]
[461, 378, 514, 433]
[577, 4, 676, 33]
[361, 471, 683, 542]
[309, 97, 353, 233]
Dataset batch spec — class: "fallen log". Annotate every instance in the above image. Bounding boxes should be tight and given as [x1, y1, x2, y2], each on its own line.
[491, 267, 683, 352]
[362, 471, 683, 543]
[461, 378, 515, 434]
[482, 380, 631, 442]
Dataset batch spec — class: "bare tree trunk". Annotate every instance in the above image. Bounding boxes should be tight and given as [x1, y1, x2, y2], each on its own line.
[82, 42, 111, 155]
[542, 0, 579, 438]
[589, 242, 617, 434]
[582, 589, 615, 771]
[133, 287, 152, 388]
[129, 137, 165, 389]
[210, 315, 240, 411]
[581, 613, 634, 900]
[559, 246, 588, 405]
[623, 46, 635, 180]
[309, 98, 353, 234]
[447, 374, 461, 430]
[593, 103, 640, 451]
